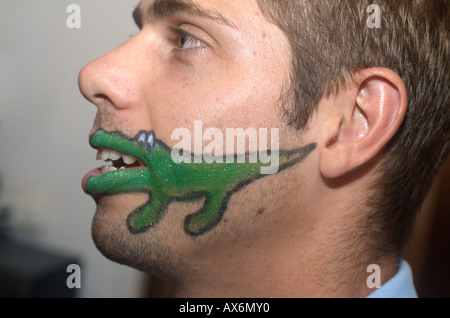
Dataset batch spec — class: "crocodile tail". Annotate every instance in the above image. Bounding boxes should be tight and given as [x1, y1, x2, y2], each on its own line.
[260, 143, 317, 175]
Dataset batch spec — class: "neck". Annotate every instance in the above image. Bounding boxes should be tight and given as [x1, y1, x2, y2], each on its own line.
[172, 210, 398, 298]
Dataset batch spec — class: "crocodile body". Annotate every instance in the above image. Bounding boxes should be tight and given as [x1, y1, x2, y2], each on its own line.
[86, 130, 316, 236]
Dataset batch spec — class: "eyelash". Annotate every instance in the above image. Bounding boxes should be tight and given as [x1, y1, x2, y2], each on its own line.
[170, 28, 206, 50]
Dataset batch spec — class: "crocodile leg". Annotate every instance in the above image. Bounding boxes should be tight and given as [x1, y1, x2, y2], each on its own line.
[184, 191, 229, 237]
[126, 192, 169, 234]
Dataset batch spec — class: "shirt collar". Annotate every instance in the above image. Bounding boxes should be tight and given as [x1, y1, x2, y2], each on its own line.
[367, 259, 418, 298]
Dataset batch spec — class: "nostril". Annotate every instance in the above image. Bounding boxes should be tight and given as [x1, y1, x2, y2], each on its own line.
[94, 93, 108, 100]
[94, 93, 114, 106]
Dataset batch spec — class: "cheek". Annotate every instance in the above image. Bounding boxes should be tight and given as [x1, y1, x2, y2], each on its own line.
[200, 73, 286, 130]
[152, 67, 285, 140]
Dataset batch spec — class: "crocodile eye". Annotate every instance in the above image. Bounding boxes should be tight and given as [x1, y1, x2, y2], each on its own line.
[138, 132, 147, 148]
[147, 132, 155, 152]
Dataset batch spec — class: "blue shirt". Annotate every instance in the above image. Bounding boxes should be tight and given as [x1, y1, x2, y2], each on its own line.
[367, 259, 418, 298]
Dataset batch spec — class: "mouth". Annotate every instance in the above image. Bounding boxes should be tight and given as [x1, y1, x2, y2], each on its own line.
[82, 130, 153, 196]
[96, 148, 146, 174]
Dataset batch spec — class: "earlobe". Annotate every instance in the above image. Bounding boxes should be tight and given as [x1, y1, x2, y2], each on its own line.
[320, 68, 407, 179]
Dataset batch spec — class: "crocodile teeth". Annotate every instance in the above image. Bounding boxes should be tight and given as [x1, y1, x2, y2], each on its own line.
[123, 154, 137, 165]
[101, 165, 117, 174]
[96, 149, 138, 165]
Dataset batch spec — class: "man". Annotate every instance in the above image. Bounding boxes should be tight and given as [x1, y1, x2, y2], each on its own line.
[78, 0, 449, 297]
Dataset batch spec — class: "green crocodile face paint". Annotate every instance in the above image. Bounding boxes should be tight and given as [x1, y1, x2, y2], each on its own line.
[85, 129, 316, 237]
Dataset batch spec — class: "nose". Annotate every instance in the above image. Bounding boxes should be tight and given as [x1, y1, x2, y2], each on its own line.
[78, 36, 145, 111]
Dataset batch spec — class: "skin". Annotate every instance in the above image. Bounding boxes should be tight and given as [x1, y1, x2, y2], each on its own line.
[79, 0, 402, 297]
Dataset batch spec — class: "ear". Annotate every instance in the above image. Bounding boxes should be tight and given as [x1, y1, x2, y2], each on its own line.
[320, 68, 407, 179]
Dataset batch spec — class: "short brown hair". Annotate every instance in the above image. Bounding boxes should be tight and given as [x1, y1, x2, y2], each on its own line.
[257, 0, 449, 253]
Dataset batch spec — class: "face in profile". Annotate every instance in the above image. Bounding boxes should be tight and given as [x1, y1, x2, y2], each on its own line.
[78, 0, 316, 284]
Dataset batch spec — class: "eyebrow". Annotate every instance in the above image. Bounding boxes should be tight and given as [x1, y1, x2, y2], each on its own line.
[133, 0, 237, 29]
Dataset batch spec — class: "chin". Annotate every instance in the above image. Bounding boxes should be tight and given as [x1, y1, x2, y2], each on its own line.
[90, 201, 184, 286]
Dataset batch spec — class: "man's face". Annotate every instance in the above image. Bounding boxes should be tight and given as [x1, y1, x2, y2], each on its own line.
[78, 0, 305, 281]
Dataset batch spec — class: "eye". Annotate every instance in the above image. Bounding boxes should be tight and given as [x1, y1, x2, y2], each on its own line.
[179, 34, 206, 49]
[170, 27, 206, 50]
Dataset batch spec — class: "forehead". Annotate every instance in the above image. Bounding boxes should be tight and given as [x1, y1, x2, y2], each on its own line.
[136, 0, 265, 28]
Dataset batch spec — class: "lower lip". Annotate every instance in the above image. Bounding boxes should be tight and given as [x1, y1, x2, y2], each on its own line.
[81, 168, 102, 194]
[81, 165, 146, 194]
